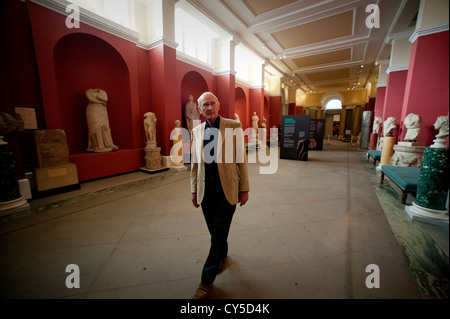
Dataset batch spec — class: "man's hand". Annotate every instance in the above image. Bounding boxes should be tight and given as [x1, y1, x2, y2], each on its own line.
[239, 191, 249, 206]
[191, 193, 200, 208]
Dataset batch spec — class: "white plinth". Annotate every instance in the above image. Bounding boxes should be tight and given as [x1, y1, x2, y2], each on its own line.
[0, 196, 30, 217]
[405, 202, 449, 227]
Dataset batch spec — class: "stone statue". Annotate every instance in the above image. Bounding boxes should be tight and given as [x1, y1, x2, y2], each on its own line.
[185, 94, 200, 133]
[383, 117, 396, 137]
[403, 113, 422, 142]
[142, 112, 164, 172]
[85, 89, 118, 153]
[373, 117, 382, 135]
[252, 112, 259, 131]
[235, 113, 240, 122]
[144, 112, 157, 144]
[431, 116, 449, 148]
[249, 112, 259, 144]
[262, 117, 267, 128]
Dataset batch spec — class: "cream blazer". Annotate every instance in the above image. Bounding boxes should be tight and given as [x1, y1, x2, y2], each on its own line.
[191, 117, 250, 206]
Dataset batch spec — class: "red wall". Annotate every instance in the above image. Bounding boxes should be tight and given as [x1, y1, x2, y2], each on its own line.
[288, 103, 296, 115]
[235, 86, 249, 129]
[3, 1, 284, 184]
[216, 74, 236, 120]
[0, 0, 44, 177]
[250, 88, 264, 126]
[401, 31, 449, 145]
[382, 70, 408, 138]
[374, 86, 386, 120]
[263, 95, 270, 129]
[270, 96, 282, 128]
[26, 1, 144, 181]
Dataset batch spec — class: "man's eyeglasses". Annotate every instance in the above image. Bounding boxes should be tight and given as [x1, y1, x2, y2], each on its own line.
[201, 101, 217, 108]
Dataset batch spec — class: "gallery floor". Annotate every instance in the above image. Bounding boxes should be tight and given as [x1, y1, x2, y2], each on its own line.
[0, 140, 448, 300]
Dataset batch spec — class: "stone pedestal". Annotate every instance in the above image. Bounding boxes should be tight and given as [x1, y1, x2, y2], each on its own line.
[249, 128, 258, 144]
[170, 134, 187, 171]
[405, 147, 449, 225]
[35, 163, 79, 192]
[391, 142, 425, 167]
[379, 136, 396, 165]
[140, 142, 169, 174]
[33, 130, 79, 193]
[377, 137, 383, 151]
[261, 128, 267, 150]
[0, 141, 30, 216]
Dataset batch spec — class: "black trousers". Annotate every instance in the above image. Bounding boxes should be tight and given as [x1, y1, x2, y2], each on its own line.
[200, 175, 236, 284]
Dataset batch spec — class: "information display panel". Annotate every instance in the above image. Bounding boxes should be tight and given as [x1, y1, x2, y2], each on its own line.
[280, 115, 310, 161]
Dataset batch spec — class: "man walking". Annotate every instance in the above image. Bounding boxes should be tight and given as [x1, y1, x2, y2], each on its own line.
[190, 92, 250, 299]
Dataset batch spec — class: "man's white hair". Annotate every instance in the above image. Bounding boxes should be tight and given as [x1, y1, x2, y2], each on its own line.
[197, 92, 219, 106]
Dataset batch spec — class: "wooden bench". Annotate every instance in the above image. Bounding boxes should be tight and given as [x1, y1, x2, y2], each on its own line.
[367, 150, 381, 166]
[380, 165, 421, 204]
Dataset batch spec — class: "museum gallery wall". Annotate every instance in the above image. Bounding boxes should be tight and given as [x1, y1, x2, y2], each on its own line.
[1, 1, 281, 182]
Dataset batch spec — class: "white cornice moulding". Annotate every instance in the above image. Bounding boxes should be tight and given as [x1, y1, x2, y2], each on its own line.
[386, 65, 409, 74]
[263, 90, 281, 97]
[235, 77, 251, 88]
[137, 37, 179, 50]
[30, 0, 140, 43]
[176, 51, 215, 73]
[410, 23, 449, 43]
[215, 70, 237, 76]
[249, 85, 265, 89]
[376, 83, 387, 88]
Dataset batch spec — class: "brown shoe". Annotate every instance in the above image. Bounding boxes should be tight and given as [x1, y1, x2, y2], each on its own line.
[193, 282, 213, 299]
[217, 257, 228, 275]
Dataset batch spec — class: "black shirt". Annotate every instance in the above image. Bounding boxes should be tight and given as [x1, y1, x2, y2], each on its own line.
[204, 116, 220, 178]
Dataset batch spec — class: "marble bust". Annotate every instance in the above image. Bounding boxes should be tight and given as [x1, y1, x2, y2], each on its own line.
[85, 88, 118, 153]
[383, 117, 396, 137]
[431, 116, 449, 148]
[372, 117, 382, 135]
[434, 116, 449, 138]
[403, 113, 422, 142]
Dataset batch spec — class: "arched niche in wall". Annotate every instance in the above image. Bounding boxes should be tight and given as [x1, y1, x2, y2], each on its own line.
[180, 71, 209, 128]
[53, 33, 132, 154]
[235, 87, 247, 128]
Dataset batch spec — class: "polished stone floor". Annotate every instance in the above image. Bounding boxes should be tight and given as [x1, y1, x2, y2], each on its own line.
[0, 140, 448, 300]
